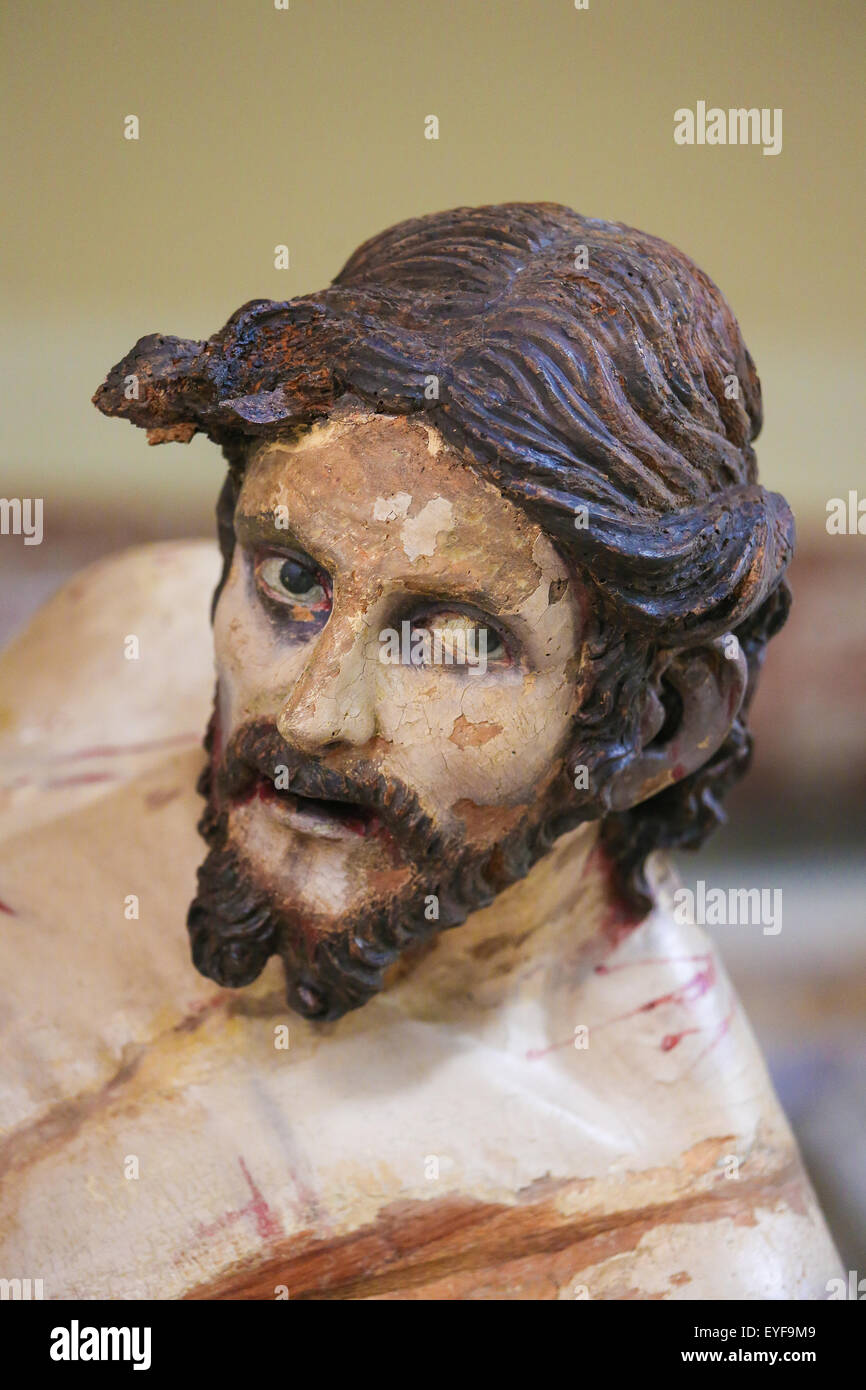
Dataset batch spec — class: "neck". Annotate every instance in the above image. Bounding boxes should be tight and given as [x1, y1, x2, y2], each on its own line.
[386, 821, 645, 1015]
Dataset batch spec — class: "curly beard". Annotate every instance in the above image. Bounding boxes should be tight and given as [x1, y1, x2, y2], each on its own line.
[186, 716, 584, 1021]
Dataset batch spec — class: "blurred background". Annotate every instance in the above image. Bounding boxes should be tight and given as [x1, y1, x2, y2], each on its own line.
[2, 0, 864, 1271]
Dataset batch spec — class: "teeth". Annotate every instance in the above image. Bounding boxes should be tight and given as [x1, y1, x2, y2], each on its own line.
[254, 774, 376, 838]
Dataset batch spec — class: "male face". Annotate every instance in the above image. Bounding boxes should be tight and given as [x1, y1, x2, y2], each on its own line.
[195, 410, 589, 1017]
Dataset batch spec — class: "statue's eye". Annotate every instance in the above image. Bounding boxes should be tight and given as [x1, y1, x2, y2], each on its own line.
[409, 610, 509, 666]
[256, 553, 329, 609]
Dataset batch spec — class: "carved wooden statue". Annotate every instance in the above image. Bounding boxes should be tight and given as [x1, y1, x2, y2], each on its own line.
[0, 204, 841, 1298]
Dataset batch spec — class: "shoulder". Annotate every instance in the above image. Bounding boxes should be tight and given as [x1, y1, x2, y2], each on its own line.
[0, 541, 220, 839]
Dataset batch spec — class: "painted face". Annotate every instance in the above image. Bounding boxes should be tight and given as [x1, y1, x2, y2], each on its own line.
[193, 411, 588, 1018]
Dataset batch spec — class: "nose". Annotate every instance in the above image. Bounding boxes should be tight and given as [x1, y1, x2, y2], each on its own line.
[276, 616, 377, 753]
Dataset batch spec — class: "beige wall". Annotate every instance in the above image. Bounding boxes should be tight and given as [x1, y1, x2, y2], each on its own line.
[2, 0, 862, 536]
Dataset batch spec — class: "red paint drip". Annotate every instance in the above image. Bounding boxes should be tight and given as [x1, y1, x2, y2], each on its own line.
[527, 952, 724, 1061]
[635, 955, 716, 1015]
[595, 954, 710, 975]
[195, 1157, 282, 1244]
[46, 772, 118, 789]
[6, 771, 118, 791]
[4, 734, 202, 790]
[238, 1156, 282, 1241]
[587, 844, 647, 948]
[56, 733, 201, 762]
[589, 954, 717, 1034]
[660, 1026, 701, 1052]
[662, 1003, 736, 1061]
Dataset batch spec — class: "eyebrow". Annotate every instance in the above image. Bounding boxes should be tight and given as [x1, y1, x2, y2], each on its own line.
[397, 577, 519, 623]
[235, 509, 319, 559]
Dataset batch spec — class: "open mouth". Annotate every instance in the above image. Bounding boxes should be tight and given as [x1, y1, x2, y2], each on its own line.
[255, 776, 380, 840]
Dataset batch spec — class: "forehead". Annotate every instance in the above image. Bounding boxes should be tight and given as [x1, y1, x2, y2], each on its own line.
[236, 413, 569, 599]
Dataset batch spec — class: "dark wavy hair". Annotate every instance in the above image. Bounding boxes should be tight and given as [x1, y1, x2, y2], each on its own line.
[94, 202, 794, 910]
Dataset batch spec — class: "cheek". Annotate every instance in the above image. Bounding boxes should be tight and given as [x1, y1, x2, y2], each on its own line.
[213, 560, 309, 728]
[375, 665, 576, 810]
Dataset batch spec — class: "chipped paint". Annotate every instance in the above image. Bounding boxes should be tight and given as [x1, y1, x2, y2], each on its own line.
[399, 496, 454, 561]
[372, 492, 412, 522]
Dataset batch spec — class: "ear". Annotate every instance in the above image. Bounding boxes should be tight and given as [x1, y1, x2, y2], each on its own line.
[605, 636, 748, 813]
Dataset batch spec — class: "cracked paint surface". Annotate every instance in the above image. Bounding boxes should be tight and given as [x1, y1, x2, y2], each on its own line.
[215, 411, 582, 926]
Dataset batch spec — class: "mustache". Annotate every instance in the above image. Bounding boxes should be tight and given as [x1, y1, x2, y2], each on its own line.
[219, 720, 449, 860]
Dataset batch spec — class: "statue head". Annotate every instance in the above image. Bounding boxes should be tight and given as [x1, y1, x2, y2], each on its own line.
[94, 203, 793, 1021]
